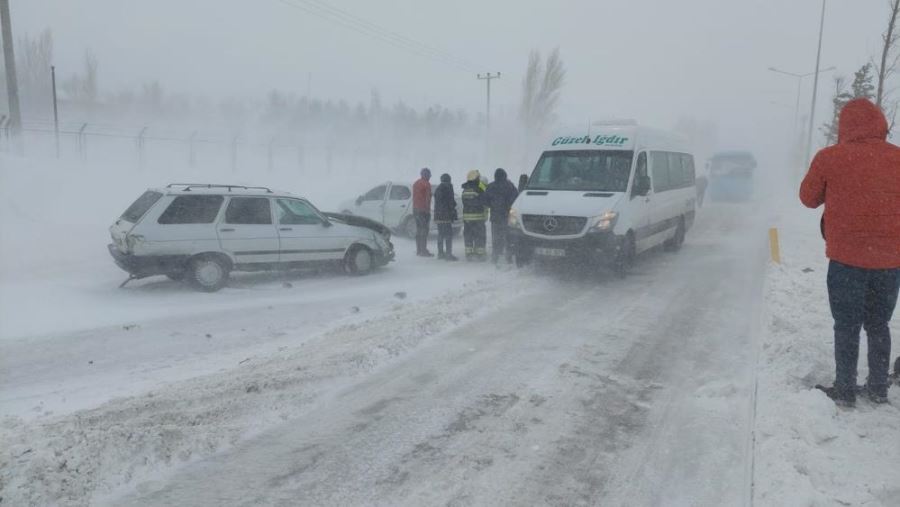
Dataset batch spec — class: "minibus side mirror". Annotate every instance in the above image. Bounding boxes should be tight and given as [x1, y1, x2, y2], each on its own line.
[633, 175, 651, 197]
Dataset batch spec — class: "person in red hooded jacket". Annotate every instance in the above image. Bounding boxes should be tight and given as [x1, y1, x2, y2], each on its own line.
[412, 167, 434, 257]
[800, 98, 900, 406]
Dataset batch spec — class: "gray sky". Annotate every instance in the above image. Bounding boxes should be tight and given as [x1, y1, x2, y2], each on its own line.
[9, 0, 890, 148]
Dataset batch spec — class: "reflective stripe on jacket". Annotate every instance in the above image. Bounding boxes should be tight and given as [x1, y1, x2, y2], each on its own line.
[461, 180, 487, 221]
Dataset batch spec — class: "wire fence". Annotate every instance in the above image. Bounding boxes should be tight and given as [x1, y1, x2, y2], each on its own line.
[0, 114, 500, 186]
[0, 116, 324, 172]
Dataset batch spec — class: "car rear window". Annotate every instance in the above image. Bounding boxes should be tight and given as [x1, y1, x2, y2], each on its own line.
[120, 191, 163, 223]
[157, 195, 224, 224]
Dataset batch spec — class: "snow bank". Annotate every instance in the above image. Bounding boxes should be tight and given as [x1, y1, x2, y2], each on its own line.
[754, 207, 900, 506]
[0, 272, 537, 506]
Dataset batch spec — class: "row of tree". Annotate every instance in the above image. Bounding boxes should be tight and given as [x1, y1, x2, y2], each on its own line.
[1, 26, 568, 171]
[822, 0, 900, 144]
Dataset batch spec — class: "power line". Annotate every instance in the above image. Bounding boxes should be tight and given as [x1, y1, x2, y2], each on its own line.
[301, 0, 479, 71]
[275, 0, 481, 73]
[280, 0, 479, 71]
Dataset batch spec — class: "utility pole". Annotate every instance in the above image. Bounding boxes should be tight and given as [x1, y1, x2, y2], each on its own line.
[1, 0, 23, 152]
[477, 72, 500, 163]
[477, 72, 500, 132]
[805, 0, 827, 166]
[51, 65, 60, 157]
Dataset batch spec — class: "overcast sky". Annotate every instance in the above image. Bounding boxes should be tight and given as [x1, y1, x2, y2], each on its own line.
[8, 0, 891, 149]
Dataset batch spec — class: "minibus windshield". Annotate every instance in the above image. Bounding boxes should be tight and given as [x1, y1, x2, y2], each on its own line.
[528, 150, 634, 192]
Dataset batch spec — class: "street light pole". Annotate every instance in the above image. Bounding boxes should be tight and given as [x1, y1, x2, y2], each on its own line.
[768, 65, 835, 135]
[805, 0, 827, 166]
[51, 65, 60, 158]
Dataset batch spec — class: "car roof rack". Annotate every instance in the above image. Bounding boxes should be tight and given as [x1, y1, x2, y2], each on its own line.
[167, 183, 273, 193]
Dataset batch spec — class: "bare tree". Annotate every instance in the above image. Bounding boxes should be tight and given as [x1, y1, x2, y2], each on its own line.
[82, 49, 98, 103]
[519, 48, 565, 161]
[62, 49, 100, 108]
[15, 29, 53, 113]
[822, 76, 850, 145]
[876, 0, 900, 108]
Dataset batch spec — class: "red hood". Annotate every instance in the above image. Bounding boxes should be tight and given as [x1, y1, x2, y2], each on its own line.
[838, 98, 888, 143]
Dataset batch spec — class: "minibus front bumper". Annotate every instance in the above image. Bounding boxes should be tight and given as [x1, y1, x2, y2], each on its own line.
[510, 229, 623, 265]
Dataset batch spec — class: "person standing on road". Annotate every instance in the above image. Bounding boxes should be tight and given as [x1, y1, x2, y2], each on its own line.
[433, 173, 458, 261]
[800, 98, 900, 407]
[485, 168, 519, 264]
[461, 170, 488, 261]
[413, 167, 434, 257]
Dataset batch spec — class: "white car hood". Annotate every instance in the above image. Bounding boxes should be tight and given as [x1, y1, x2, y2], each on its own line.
[513, 190, 624, 217]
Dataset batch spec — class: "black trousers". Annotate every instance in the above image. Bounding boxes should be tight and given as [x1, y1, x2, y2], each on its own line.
[437, 223, 453, 256]
[827, 261, 900, 398]
[414, 211, 431, 254]
[491, 221, 512, 262]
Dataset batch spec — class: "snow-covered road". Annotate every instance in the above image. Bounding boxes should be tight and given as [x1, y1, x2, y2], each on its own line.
[33, 204, 767, 507]
[1, 153, 772, 505]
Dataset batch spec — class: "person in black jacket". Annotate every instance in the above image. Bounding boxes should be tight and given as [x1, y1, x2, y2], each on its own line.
[485, 168, 519, 264]
[433, 173, 458, 261]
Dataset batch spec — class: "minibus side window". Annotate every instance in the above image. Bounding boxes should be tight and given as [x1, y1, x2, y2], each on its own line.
[631, 152, 649, 198]
[650, 151, 670, 192]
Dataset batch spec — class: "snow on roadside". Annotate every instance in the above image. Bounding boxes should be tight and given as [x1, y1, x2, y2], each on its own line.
[754, 207, 900, 506]
[0, 272, 539, 507]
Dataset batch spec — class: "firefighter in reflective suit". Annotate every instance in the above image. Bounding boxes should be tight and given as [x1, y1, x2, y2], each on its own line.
[461, 170, 488, 261]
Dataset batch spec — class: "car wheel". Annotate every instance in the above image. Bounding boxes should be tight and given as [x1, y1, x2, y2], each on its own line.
[665, 217, 686, 252]
[346, 246, 374, 275]
[403, 217, 418, 238]
[188, 255, 230, 292]
[615, 232, 636, 276]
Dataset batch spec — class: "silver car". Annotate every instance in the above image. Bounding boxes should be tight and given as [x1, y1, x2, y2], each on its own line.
[109, 184, 394, 291]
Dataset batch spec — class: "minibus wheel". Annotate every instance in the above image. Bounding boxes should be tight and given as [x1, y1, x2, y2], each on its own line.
[615, 233, 636, 275]
[665, 217, 686, 252]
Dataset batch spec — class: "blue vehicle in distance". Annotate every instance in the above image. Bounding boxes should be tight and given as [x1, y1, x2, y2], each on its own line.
[706, 151, 756, 202]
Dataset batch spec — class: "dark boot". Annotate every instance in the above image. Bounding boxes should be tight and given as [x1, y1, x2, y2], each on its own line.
[860, 384, 889, 404]
[816, 384, 856, 408]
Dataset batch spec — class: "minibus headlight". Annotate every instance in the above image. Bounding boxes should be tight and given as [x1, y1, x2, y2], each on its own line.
[508, 208, 521, 228]
[590, 211, 618, 232]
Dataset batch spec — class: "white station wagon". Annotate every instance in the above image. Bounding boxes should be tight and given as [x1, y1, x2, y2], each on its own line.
[109, 184, 395, 291]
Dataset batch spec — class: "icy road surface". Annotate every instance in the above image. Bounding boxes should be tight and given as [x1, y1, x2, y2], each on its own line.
[1, 205, 768, 506]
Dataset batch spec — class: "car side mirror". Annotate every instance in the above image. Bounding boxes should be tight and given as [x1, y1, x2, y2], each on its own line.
[633, 175, 651, 197]
[355, 196, 364, 206]
[321, 218, 333, 228]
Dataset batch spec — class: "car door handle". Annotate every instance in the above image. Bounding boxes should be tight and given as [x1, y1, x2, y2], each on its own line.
[400, 204, 407, 208]
[220, 228, 235, 232]
[279, 227, 293, 231]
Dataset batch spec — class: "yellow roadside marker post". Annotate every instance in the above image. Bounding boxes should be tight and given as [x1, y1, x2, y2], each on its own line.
[769, 228, 781, 264]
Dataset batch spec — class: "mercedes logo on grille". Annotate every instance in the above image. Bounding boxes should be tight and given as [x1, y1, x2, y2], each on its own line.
[543, 217, 559, 232]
